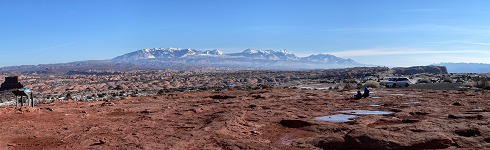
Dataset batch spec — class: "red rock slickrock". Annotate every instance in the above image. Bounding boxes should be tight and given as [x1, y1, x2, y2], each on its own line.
[0, 88, 489, 149]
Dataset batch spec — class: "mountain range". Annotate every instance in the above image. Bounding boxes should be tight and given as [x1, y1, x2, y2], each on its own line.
[113, 48, 357, 62]
[0, 48, 363, 74]
[112, 48, 360, 69]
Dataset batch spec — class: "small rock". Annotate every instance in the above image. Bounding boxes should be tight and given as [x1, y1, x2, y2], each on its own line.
[251, 130, 261, 135]
[455, 128, 481, 137]
[401, 119, 419, 123]
[448, 114, 483, 119]
[390, 109, 403, 112]
[409, 112, 430, 115]
[141, 109, 152, 113]
[261, 106, 271, 109]
[190, 107, 204, 113]
[209, 95, 236, 99]
[101, 101, 114, 106]
[466, 109, 487, 112]
[90, 140, 105, 146]
[298, 115, 309, 118]
[248, 104, 257, 108]
[452, 102, 463, 106]
[410, 129, 426, 132]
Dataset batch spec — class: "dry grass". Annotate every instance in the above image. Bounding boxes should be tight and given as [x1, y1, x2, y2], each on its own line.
[363, 81, 380, 88]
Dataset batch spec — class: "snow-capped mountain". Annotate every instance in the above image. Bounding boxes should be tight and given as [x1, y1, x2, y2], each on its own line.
[113, 48, 223, 61]
[301, 54, 357, 64]
[112, 47, 363, 69]
[204, 49, 224, 55]
[229, 49, 299, 60]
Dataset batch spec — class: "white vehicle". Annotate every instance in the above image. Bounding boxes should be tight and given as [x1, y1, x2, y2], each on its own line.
[385, 77, 411, 87]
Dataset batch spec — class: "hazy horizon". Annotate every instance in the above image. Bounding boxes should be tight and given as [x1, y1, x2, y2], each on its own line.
[1, 1, 490, 67]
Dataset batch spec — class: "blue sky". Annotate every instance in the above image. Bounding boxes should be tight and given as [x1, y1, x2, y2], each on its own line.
[1, 0, 490, 67]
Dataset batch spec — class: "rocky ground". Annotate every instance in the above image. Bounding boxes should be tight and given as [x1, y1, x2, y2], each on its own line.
[0, 88, 489, 150]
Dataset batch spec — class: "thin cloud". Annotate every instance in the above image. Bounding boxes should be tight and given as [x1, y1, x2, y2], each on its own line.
[321, 24, 490, 34]
[457, 41, 490, 46]
[329, 48, 490, 57]
[37, 42, 76, 52]
[401, 9, 443, 12]
[0, 41, 77, 58]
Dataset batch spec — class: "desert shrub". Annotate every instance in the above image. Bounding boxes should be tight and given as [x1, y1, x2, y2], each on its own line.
[363, 81, 380, 88]
[342, 83, 355, 90]
[65, 93, 72, 100]
[157, 89, 166, 95]
[443, 77, 453, 83]
[356, 83, 363, 89]
[462, 82, 475, 88]
[418, 78, 430, 84]
[474, 77, 490, 89]
[35, 98, 54, 104]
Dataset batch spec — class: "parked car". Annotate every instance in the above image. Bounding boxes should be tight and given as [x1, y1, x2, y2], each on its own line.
[385, 77, 411, 87]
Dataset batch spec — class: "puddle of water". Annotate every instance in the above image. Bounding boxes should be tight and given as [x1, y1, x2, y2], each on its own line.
[338, 110, 394, 115]
[371, 96, 381, 99]
[314, 114, 357, 122]
[390, 94, 406, 96]
[368, 104, 381, 107]
[401, 102, 421, 105]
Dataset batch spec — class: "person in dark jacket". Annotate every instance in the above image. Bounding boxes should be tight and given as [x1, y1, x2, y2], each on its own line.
[363, 87, 370, 98]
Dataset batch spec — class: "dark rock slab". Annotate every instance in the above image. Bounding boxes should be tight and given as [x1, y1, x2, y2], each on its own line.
[280, 119, 312, 128]
[448, 114, 484, 119]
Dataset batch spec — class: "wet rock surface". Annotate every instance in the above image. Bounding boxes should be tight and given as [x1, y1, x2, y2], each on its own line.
[0, 88, 489, 149]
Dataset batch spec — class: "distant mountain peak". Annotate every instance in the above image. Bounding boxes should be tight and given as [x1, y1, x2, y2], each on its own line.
[243, 49, 257, 54]
[279, 49, 293, 54]
[301, 53, 357, 64]
[205, 49, 224, 55]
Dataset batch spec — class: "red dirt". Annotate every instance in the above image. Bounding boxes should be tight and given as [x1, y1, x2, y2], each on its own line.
[0, 88, 489, 149]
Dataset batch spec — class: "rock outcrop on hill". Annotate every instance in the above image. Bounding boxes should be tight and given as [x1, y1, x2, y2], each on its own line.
[392, 66, 448, 75]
